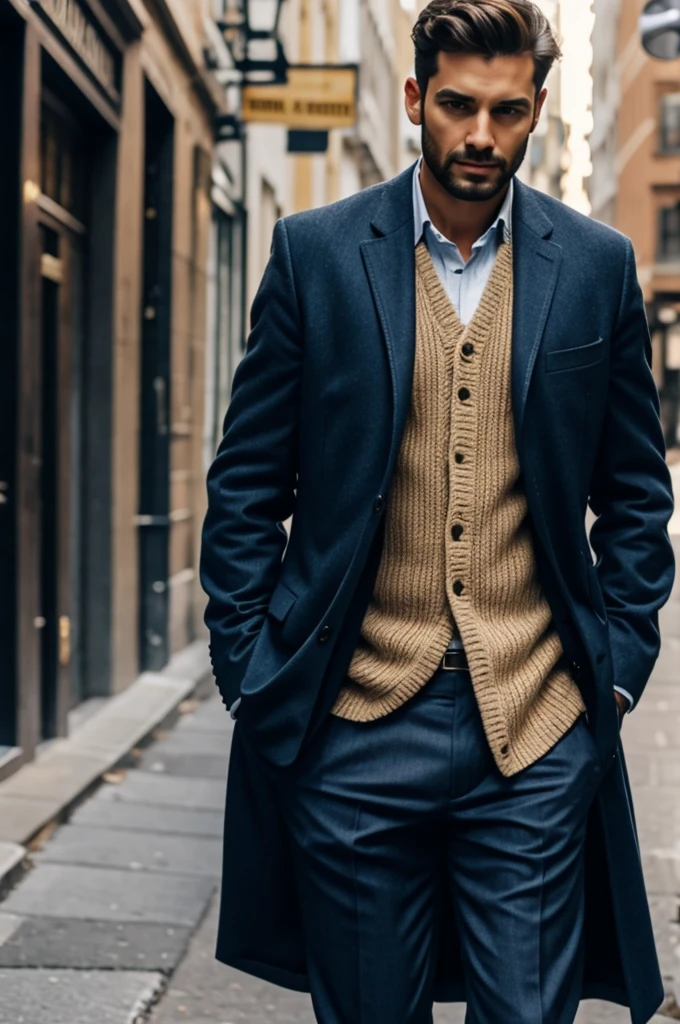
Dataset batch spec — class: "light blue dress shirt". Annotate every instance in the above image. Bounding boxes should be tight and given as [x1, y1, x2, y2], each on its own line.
[413, 159, 513, 324]
[413, 162, 633, 713]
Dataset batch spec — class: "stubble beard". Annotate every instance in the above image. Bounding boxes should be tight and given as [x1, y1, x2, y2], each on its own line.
[421, 119, 530, 203]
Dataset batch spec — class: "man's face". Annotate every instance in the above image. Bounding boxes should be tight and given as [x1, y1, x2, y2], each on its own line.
[405, 51, 546, 202]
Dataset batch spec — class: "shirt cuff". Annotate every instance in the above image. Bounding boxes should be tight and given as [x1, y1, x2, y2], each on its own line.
[614, 686, 634, 713]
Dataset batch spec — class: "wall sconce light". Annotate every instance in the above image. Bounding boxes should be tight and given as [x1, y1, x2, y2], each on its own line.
[218, 0, 288, 85]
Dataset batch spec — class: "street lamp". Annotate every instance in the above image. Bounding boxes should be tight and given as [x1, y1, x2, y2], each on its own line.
[640, 0, 680, 61]
[218, 0, 288, 85]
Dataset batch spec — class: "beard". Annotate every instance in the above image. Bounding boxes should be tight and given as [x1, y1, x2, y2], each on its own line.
[421, 120, 529, 202]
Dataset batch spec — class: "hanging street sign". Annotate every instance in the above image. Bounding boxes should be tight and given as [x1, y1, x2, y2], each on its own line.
[242, 64, 358, 130]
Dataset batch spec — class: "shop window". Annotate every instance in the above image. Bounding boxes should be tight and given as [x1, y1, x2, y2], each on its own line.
[660, 93, 680, 153]
[658, 202, 680, 261]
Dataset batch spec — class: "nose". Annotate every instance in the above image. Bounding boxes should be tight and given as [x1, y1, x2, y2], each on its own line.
[465, 111, 495, 153]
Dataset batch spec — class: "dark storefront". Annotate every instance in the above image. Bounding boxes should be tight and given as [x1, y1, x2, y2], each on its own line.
[0, 0, 142, 776]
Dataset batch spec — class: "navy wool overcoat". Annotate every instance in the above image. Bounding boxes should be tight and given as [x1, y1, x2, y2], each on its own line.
[200, 165, 676, 1024]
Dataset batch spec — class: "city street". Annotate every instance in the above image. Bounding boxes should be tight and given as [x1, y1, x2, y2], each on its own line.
[1, 0, 679, 1020]
[0, 484, 677, 1023]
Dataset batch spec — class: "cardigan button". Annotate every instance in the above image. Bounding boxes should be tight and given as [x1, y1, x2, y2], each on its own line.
[454, 452, 465, 464]
[452, 524, 464, 542]
[453, 580, 464, 597]
[500, 744, 509, 756]
[462, 343, 474, 357]
[458, 387, 470, 402]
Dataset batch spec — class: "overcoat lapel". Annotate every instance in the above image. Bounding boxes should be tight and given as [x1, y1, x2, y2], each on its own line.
[360, 169, 417, 482]
[359, 172, 565, 474]
[511, 179, 563, 442]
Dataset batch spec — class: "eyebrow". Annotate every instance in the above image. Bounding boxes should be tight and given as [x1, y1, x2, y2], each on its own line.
[434, 88, 532, 111]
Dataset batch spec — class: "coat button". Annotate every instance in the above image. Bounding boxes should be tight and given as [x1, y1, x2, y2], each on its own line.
[319, 626, 332, 644]
[458, 387, 470, 402]
[451, 524, 464, 542]
[373, 496, 385, 515]
[453, 580, 464, 597]
[462, 343, 474, 357]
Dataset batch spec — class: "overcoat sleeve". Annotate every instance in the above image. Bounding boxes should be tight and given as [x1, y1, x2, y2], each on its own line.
[588, 238, 675, 707]
[200, 219, 302, 710]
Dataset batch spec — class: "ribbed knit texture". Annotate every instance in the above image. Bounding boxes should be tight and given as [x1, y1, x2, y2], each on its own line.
[332, 239, 586, 776]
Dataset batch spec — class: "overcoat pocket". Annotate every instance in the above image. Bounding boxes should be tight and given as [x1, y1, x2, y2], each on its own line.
[546, 337, 605, 374]
[267, 581, 298, 624]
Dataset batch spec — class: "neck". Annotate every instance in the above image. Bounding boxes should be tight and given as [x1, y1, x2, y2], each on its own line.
[419, 161, 509, 262]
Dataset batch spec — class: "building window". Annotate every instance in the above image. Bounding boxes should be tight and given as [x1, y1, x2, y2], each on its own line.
[203, 206, 245, 471]
[660, 93, 680, 153]
[40, 97, 86, 220]
[659, 202, 680, 261]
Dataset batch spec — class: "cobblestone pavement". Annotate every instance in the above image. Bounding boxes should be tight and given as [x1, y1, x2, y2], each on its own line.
[0, 535, 677, 1023]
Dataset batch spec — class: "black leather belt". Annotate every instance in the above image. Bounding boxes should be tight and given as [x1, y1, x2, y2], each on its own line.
[441, 648, 469, 672]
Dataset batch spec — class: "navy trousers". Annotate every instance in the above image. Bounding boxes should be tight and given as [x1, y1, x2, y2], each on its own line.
[274, 667, 603, 1024]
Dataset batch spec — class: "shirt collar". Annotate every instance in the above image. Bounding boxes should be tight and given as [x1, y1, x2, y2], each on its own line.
[412, 157, 513, 249]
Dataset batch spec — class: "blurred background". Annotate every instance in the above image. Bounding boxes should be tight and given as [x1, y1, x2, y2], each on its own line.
[0, 4, 679, 1022]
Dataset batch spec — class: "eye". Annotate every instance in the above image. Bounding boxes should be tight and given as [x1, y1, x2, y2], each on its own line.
[444, 100, 469, 112]
[496, 106, 522, 117]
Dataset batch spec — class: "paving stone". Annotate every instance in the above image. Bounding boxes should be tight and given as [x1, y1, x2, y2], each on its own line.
[148, 729, 232, 757]
[0, 842, 26, 888]
[36, 824, 222, 878]
[0, 795, 64, 845]
[175, 711, 231, 734]
[0, 967, 164, 1024]
[0, 913, 22, 947]
[648, 897, 680, 982]
[0, 918, 192, 973]
[97, 772, 226, 811]
[138, 750, 229, 779]
[71, 798, 224, 838]
[151, 893, 318, 1024]
[2, 864, 215, 927]
[185, 693, 226, 715]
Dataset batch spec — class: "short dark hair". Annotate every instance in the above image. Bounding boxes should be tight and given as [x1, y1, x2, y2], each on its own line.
[412, 0, 562, 99]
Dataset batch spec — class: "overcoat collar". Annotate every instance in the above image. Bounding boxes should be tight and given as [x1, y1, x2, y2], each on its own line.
[359, 163, 563, 467]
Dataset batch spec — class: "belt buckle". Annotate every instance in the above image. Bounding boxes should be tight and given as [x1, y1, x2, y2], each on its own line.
[441, 651, 468, 672]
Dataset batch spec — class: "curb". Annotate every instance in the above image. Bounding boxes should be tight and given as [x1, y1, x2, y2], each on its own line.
[0, 641, 211, 889]
[0, 844, 28, 900]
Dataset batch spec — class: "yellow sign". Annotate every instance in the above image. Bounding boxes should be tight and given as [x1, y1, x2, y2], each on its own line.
[243, 65, 357, 130]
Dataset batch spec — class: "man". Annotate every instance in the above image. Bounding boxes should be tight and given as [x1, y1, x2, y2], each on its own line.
[200, 1, 675, 1021]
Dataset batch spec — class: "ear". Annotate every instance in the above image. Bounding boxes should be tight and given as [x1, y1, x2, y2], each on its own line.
[405, 76, 423, 127]
[531, 87, 548, 132]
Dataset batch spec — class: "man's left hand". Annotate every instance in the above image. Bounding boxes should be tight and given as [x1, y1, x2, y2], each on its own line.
[614, 691, 629, 726]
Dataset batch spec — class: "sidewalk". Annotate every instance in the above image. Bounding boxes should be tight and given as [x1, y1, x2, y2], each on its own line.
[0, 690, 231, 1023]
[0, 544, 677, 1023]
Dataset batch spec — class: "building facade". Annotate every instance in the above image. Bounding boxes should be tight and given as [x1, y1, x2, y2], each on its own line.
[0, 0, 417, 777]
[591, 0, 680, 448]
[589, 0, 621, 226]
[203, 0, 413, 439]
[0, 0, 223, 775]
[517, 0, 565, 200]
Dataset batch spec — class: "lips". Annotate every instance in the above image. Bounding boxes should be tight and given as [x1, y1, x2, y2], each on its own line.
[456, 161, 499, 170]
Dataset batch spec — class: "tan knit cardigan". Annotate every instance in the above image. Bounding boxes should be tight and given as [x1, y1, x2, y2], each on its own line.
[332, 239, 585, 776]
